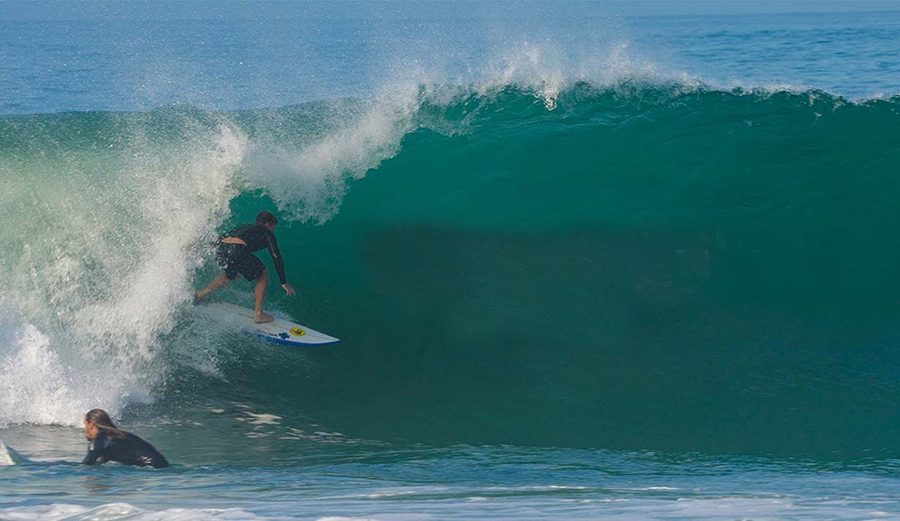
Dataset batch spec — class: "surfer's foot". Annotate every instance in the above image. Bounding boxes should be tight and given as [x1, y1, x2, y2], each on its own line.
[254, 313, 274, 324]
[192, 293, 207, 306]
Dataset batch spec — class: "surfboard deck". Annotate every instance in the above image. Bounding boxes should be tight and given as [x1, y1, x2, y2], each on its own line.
[206, 301, 340, 346]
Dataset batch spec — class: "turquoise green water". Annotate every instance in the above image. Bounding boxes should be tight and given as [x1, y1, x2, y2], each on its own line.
[3, 5, 900, 520]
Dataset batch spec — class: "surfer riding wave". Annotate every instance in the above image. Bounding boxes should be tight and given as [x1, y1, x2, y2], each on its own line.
[195, 210, 297, 323]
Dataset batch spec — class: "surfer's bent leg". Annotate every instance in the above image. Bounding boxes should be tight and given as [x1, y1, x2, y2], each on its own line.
[195, 273, 232, 302]
[236, 253, 273, 323]
[252, 268, 274, 323]
[195, 242, 243, 303]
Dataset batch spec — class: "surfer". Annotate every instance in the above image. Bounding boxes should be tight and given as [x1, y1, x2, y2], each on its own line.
[82, 409, 169, 468]
[195, 210, 297, 323]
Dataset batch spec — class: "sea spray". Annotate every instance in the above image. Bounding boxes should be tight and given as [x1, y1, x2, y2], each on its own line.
[0, 112, 248, 426]
[0, 84, 426, 425]
[241, 84, 428, 223]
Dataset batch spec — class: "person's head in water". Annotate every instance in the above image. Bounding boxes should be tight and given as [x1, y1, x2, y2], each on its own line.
[256, 210, 278, 232]
[84, 409, 126, 440]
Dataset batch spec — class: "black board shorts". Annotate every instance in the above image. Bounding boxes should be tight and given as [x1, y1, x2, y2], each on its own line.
[216, 242, 265, 281]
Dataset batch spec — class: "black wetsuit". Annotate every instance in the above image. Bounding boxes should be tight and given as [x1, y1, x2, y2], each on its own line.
[82, 430, 169, 468]
[215, 224, 287, 284]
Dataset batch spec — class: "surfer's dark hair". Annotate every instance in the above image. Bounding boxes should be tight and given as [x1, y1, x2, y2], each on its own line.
[256, 210, 278, 227]
[85, 409, 127, 439]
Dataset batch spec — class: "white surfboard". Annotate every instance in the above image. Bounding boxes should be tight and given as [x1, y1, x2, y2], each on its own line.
[206, 302, 340, 346]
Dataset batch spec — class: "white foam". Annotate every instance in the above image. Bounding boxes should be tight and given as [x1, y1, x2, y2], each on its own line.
[0, 323, 91, 426]
[0, 119, 248, 427]
[240, 412, 282, 426]
[0, 503, 277, 521]
[318, 517, 433, 521]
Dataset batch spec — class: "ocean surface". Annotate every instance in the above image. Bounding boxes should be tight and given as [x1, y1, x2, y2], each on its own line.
[2, 2, 900, 519]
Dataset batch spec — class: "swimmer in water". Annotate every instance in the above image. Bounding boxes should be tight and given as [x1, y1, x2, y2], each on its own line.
[195, 210, 297, 323]
[82, 409, 169, 468]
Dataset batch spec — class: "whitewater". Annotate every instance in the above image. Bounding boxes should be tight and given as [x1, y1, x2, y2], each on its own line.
[2, 2, 900, 520]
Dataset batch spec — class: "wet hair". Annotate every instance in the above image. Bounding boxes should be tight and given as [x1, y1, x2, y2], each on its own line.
[85, 409, 127, 439]
[255, 210, 278, 227]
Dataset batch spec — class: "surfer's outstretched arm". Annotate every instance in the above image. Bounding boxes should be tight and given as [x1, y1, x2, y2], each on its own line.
[265, 233, 295, 296]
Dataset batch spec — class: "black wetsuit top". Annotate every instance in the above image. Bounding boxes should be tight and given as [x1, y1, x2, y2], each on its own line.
[82, 430, 169, 468]
[225, 224, 287, 284]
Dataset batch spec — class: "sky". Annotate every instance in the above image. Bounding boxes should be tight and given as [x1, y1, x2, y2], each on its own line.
[1, 0, 899, 21]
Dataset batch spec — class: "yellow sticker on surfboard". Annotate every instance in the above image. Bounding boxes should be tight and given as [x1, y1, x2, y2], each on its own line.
[290, 327, 306, 337]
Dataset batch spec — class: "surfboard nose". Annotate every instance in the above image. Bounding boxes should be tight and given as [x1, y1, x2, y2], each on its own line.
[0, 440, 27, 466]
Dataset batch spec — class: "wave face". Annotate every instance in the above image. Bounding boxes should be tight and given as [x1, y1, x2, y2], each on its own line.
[2, 84, 900, 455]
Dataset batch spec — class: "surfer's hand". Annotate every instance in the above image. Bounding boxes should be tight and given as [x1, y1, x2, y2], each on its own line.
[282, 283, 296, 296]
